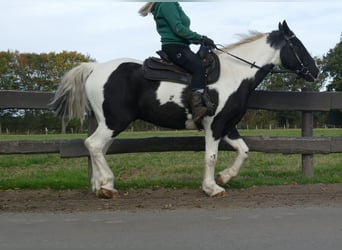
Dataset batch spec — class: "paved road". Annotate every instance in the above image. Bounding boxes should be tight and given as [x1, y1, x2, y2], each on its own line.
[1, 206, 341, 250]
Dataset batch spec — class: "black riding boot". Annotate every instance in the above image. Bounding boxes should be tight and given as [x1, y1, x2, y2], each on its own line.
[190, 91, 208, 123]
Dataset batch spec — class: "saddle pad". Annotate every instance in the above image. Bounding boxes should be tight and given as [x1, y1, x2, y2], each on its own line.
[142, 49, 220, 85]
[143, 57, 191, 84]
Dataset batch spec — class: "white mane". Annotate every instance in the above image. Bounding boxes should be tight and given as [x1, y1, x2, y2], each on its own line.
[217, 32, 267, 52]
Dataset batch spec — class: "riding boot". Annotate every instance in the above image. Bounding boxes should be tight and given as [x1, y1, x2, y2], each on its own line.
[190, 91, 208, 123]
[202, 90, 215, 116]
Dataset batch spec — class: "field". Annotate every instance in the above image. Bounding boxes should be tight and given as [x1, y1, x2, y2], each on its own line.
[0, 129, 341, 191]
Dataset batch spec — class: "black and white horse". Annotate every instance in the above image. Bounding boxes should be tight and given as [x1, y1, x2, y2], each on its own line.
[51, 21, 319, 198]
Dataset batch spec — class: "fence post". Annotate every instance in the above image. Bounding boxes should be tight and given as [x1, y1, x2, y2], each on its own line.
[301, 86, 314, 177]
[87, 111, 98, 182]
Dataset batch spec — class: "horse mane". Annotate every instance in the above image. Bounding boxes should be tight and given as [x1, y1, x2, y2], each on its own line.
[217, 32, 267, 52]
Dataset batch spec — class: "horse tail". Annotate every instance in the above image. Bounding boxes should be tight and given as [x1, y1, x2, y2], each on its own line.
[50, 62, 95, 124]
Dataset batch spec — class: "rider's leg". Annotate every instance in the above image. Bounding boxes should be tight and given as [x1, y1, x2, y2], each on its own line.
[162, 44, 208, 122]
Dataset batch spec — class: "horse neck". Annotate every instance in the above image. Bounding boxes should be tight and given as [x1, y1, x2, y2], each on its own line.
[219, 34, 281, 74]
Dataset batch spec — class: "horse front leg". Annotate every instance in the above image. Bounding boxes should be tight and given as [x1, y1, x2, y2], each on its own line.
[216, 129, 249, 186]
[202, 131, 226, 197]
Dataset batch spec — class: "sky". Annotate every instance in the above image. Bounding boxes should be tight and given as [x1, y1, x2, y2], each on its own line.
[1, 1, 341, 62]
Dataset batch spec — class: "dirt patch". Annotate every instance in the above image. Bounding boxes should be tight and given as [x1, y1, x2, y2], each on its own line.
[1, 184, 341, 213]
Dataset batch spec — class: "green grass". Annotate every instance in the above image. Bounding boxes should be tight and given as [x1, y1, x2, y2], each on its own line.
[0, 129, 341, 190]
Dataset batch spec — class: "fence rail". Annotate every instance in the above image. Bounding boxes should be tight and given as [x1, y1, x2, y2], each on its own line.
[1, 136, 341, 156]
[1, 89, 342, 111]
[1, 90, 342, 177]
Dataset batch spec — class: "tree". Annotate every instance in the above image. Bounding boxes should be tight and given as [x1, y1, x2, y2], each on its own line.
[319, 34, 342, 127]
[322, 33, 342, 91]
[0, 50, 94, 91]
[0, 51, 94, 134]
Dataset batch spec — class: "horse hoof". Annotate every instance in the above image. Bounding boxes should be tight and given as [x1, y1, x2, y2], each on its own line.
[213, 190, 227, 198]
[216, 175, 225, 186]
[97, 188, 121, 199]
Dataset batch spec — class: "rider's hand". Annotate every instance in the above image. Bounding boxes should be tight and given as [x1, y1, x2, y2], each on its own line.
[201, 36, 216, 48]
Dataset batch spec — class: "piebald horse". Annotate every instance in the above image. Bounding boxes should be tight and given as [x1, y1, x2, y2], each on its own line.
[51, 21, 319, 198]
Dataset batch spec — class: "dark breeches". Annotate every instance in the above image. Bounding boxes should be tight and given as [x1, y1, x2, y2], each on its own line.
[162, 44, 206, 90]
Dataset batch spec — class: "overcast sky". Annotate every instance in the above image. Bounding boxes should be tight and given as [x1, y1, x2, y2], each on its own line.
[1, 1, 341, 62]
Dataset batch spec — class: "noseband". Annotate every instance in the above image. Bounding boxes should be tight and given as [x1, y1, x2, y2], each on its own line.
[215, 34, 316, 81]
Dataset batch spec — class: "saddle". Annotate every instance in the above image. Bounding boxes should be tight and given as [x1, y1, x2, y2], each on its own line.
[142, 46, 220, 85]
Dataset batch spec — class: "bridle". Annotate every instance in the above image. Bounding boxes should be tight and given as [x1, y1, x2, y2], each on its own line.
[214, 34, 316, 81]
[283, 34, 316, 81]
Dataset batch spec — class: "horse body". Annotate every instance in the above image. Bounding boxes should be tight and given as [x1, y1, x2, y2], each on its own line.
[51, 21, 319, 198]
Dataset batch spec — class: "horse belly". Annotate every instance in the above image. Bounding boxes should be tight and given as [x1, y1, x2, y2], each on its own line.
[140, 104, 189, 130]
[139, 81, 193, 129]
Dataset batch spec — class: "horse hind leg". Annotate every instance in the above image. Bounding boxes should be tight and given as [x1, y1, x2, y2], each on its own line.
[84, 123, 119, 199]
[216, 132, 249, 186]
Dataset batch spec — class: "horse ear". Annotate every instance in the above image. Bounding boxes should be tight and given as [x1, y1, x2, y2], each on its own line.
[278, 22, 283, 31]
[282, 20, 290, 34]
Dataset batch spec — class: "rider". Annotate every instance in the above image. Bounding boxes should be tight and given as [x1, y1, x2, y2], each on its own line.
[139, 2, 216, 123]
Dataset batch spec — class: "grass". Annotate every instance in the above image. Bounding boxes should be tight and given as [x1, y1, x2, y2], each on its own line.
[0, 129, 341, 190]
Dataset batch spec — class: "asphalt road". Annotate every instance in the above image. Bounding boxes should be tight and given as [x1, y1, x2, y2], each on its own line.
[1, 206, 341, 250]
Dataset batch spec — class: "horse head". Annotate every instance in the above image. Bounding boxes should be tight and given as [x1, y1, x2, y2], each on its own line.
[276, 20, 319, 82]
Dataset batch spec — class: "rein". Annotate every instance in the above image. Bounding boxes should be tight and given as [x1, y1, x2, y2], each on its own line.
[214, 44, 292, 75]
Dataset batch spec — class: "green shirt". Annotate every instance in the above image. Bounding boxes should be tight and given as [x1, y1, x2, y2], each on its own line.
[152, 2, 202, 46]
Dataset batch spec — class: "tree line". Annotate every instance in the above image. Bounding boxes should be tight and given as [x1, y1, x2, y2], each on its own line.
[0, 35, 341, 134]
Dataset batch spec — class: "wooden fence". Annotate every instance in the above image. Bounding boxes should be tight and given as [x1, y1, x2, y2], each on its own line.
[0, 89, 342, 177]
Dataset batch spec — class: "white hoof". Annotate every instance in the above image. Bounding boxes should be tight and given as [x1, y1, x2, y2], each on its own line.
[202, 183, 226, 197]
